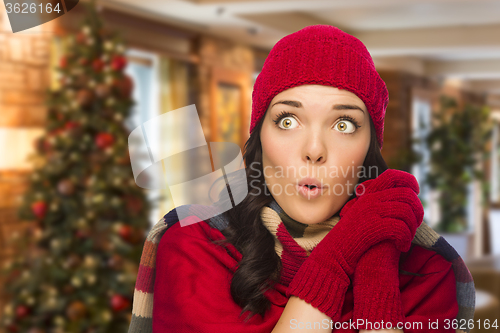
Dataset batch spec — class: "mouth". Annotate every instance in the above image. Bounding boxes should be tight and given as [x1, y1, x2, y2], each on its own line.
[297, 184, 323, 199]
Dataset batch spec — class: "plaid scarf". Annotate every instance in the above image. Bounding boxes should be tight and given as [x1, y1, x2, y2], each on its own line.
[127, 199, 475, 333]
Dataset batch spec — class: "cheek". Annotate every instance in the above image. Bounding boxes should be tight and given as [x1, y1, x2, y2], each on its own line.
[261, 130, 290, 180]
[262, 138, 283, 170]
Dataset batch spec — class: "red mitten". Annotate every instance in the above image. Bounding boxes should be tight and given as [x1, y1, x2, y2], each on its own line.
[286, 169, 424, 320]
[275, 222, 308, 286]
[352, 241, 405, 329]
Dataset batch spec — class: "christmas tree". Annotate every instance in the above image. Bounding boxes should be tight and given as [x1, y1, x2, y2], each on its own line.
[1, 1, 151, 332]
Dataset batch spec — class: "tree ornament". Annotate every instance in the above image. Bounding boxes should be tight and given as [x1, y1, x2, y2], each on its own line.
[101, 309, 112, 323]
[53, 315, 65, 327]
[65, 121, 83, 139]
[105, 97, 116, 106]
[92, 58, 105, 73]
[70, 276, 83, 288]
[76, 32, 86, 44]
[76, 89, 94, 108]
[124, 195, 143, 216]
[63, 284, 75, 294]
[95, 132, 114, 149]
[115, 150, 130, 165]
[83, 255, 98, 269]
[79, 57, 89, 66]
[117, 224, 133, 242]
[6, 324, 18, 333]
[111, 55, 127, 71]
[82, 25, 91, 36]
[15, 304, 30, 319]
[113, 75, 133, 98]
[116, 44, 125, 53]
[64, 254, 81, 269]
[75, 74, 90, 88]
[57, 179, 75, 196]
[59, 56, 67, 69]
[95, 83, 110, 98]
[31, 200, 47, 220]
[101, 108, 114, 119]
[113, 112, 123, 121]
[107, 253, 124, 270]
[28, 328, 45, 333]
[49, 201, 59, 211]
[66, 300, 87, 320]
[85, 273, 96, 285]
[75, 229, 90, 240]
[104, 40, 114, 51]
[110, 294, 130, 312]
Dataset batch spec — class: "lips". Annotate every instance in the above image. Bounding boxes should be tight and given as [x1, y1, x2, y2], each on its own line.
[296, 184, 323, 199]
[296, 177, 326, 199]
[297, 177, 324, 189]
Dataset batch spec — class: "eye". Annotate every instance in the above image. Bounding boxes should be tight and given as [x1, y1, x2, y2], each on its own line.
[273, 111, 299, 130]
[334, 115, 361, 135]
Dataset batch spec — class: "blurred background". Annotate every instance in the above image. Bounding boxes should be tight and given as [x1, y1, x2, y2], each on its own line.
[2, 0, 500, 332]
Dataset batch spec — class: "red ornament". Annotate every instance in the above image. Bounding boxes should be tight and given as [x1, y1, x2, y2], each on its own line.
[49, 128, 63, 138]
[76, 32, 86, 44]
[95, 132, 114, 150]
[59, 56, 67, 69]
[75, 229, 90, 239]
[117, 225, 133, 242]
[111, 55, 127, 71]
[110, 294, 130, 312]
[6, 324, 18, 333]
[79, 57, 89, 66]
[31, 201, 47, 220]
[92, 58, 105, 73]
[125, 195, 143, 216]
[113, 75, 134, 98]
[16, 305, 30, 319]
[64, 121, 80, 130]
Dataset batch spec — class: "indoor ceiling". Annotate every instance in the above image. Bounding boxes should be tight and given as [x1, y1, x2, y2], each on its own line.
[98, 0, 500, 96]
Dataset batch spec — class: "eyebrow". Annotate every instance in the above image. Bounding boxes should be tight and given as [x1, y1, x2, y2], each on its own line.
[270, 100, 365, 114]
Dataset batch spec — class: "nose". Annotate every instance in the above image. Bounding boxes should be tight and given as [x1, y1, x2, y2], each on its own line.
[303, 134, 327, 164]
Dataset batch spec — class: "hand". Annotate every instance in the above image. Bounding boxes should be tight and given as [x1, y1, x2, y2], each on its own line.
[275, 222, 308, 286]
[352, 241, 405, 328]
[337, 168, 423, 258]
[286, 169, 423, 320]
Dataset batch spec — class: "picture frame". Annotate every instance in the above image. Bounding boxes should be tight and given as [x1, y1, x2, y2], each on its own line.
[209, 67, 251, 149]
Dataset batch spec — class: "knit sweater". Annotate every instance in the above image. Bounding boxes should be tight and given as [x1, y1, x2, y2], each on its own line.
[128, 201, 475, 333]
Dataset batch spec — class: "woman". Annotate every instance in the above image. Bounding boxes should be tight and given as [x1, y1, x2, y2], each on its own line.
[128, 25, 475, 333]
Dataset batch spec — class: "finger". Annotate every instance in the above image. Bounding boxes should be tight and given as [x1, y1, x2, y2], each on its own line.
[368, 218, 413, 252]
[378, 201, 418, 232]
[382, 218, 414, 252]
[374, 188, 424, 224]
[356, 169, 420, 196]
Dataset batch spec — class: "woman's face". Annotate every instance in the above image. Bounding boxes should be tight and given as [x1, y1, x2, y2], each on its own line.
[260, 84, 371, 225]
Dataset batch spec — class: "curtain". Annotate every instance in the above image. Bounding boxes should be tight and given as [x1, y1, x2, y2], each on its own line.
[157, 56, 190, 217]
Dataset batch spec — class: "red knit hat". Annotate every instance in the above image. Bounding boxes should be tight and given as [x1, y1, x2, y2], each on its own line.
[251, 25, 388, 150]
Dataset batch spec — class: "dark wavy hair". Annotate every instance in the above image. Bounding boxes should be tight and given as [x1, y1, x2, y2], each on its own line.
[207, 110, 388, 322]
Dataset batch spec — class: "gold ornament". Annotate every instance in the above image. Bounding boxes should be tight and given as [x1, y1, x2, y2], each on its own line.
[66, 300, 87, 321]
[53, 315, 65, 326]
[83, 255, 98, 269]
[64, 254, 81, 269]
[104, 41, 114, 51]
[85, 273, 96, 285]
[82, 25, 91, 36]
[71, 276, 82, 288]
